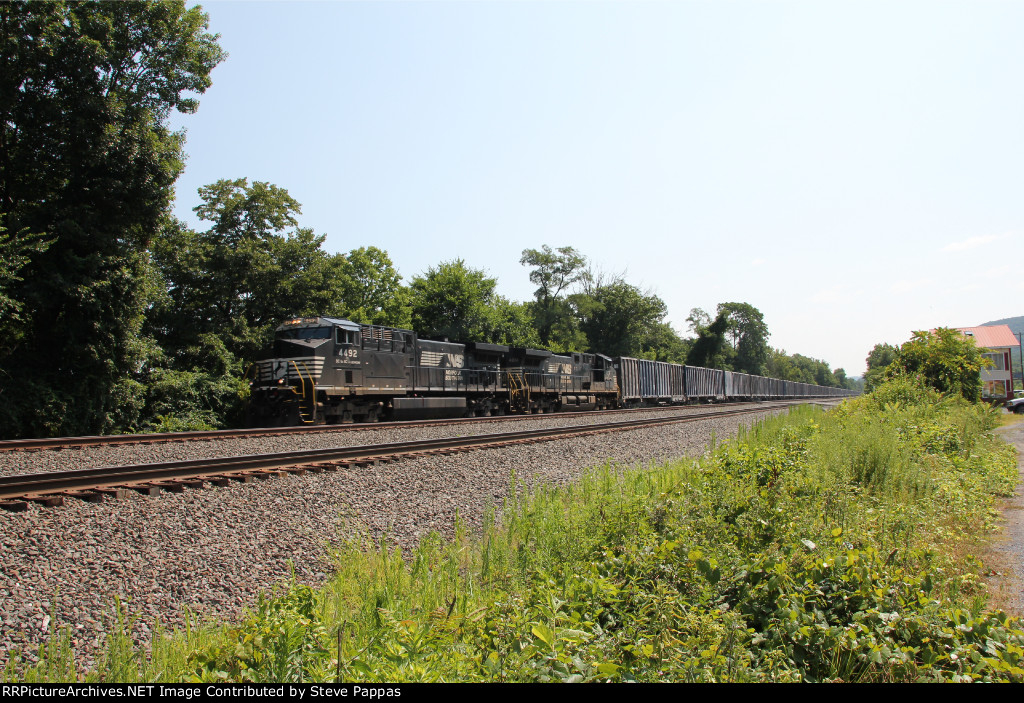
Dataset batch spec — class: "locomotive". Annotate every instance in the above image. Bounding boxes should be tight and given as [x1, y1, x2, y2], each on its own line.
[247, 316, 853, 426]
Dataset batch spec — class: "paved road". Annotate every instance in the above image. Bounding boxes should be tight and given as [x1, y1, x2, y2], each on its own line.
[991, 419, 1024, 616]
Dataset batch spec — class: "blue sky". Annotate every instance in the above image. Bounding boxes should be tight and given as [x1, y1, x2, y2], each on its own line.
[169, 1, 1024, 375]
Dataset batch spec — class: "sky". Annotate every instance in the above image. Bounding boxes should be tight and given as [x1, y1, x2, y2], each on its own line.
[168, 0, 1024, 376]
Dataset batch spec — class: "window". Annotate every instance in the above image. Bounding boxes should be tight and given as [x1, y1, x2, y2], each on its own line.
[983, 353, 1006, 371]
[983, 380, 1006, 398]
[336, 329, 359, 345]
[279, 327, 331, 340]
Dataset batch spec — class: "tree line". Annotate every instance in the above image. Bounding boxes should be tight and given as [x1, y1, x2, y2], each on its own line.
[0, 2, 855, 439]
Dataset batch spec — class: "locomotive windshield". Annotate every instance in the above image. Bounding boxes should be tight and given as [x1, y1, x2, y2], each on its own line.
[277, 327, 332, 340]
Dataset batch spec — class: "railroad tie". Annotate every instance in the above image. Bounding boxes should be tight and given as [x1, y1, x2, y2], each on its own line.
[23, 495, 64, 507]
[126, 484, 163, 496]
[60, 490, 104, 503]
[0, 501, 29, 512]
[149, 481, 185, 493]
[93, 487, 130, 500]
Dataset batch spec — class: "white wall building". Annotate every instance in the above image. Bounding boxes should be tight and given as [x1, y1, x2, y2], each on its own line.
[955, 325, 1019, 401]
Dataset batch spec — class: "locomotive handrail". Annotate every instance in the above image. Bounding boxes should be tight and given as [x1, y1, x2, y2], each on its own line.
[290, 359, 316, 424]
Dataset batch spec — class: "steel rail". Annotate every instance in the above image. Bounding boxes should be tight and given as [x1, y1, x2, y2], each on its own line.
[0, 401, 804, 453]
[0, 403, 804, 507]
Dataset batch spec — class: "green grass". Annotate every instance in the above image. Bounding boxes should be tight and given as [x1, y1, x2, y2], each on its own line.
[7, 376, 1024, 682]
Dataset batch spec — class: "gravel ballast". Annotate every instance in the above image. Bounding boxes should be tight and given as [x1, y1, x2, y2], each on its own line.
[0, 406, 802, 669]
[0, 404, 786, 477]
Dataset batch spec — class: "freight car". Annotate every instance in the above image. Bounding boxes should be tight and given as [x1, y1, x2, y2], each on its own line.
[247, 316, 854, 425]
[615, 357, 851, 406]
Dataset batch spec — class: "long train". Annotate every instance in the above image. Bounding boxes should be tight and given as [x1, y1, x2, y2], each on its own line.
[247, 316, 854, 425]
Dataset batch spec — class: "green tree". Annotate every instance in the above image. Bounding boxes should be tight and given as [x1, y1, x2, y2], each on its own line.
[863, 342, 899, 392]
[520, 245, 587, 347]
[569, 275, 669, 358]
[152, 179, 344, 365]
[689, 302, 770, 374]
[409, 260, 499, 342]
[833, 368, 849, 388]
[408, 261, 538, 346]
[0, 226, 48, 356]
[718, 302, 770, 375]
[801, 355, 839, 387]
[686, 311, 733, 369]
[0, 1, 224, 437]
[765, 349, 845, 387]
[766, 348, 796, 380]
[336, 246, 411, 328]
[637, 322, 690, 363]
[485, 298, 541, 348]
[884, 329, 990, 402]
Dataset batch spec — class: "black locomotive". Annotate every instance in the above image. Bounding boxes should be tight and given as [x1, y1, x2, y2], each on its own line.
[247, 316, 853, 426]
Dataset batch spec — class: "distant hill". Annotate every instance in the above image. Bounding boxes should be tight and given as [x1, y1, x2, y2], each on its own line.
[981, 315, 1024, 337]
[980, 316, 1024, 378]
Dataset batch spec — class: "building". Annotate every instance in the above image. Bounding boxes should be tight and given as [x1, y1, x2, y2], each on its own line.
[955, 325, 1019, 401]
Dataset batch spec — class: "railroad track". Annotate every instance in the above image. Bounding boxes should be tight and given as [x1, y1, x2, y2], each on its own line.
[0, 401, 799, 453]
[0, 402, 805, 511]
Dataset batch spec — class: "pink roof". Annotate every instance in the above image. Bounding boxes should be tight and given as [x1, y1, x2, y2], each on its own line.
[955, 325, 1020, 349]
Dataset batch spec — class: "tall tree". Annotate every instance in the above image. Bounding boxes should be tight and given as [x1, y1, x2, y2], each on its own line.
[685, 302, 770, 374]
[409, 260, 499, 342]
[0, 226, 48, 357]
[483, 298, 541, 348]
[152, 179, 344, 366]
[0, 1, 224, 437]
[717, 302, 770, 375]
[637, 321, 690, 363]
[409, 260, 540, 346]
[686, 311, 732, 370]
[864, 342, 899, 391]
[336, 246, 411, 328]
[569, 275, 669, 358]
[520, 245, 587, 347]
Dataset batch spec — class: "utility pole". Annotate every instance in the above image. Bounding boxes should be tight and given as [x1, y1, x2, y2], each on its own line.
[1018, 332, 1023, 393]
